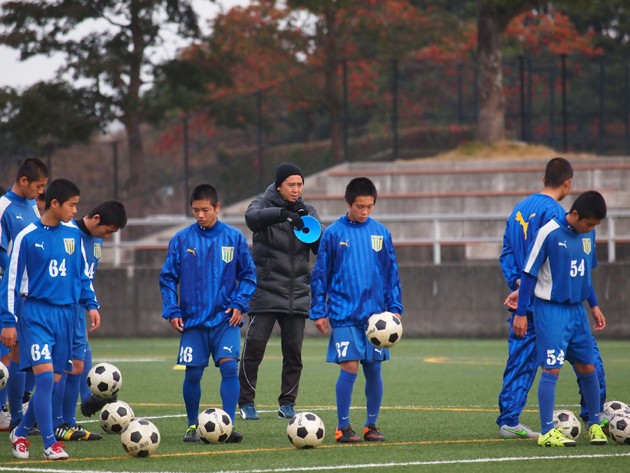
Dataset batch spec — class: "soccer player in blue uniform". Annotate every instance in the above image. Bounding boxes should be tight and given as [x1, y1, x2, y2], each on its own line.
[0, 158, 48, 432]
[1, 179, 101, 460]
[160, 184, 256, 443]
[498, 158, 607, 438]
[52, 200, 127, 442]
[513, 190, 608, 447]
[310, 177, 403, 443]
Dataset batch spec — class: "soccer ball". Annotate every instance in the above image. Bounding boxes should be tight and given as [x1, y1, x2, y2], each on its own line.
[87, 362, 122, 398]
[196, 408, 233, 444]
[286, 412, 325, 449]
[121, 418, 161, 457]
[553, 409, 581, 440]
[366, 311, 403, 348]
[609, 412, 630, 445]
[603, 400, 630, 420]
[0, 362, 8, 390]
[100, 400, 135, 434]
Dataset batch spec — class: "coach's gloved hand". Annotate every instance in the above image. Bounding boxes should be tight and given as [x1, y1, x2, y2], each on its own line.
[281, 209, 305, 231]
[289, 202, 308, 216]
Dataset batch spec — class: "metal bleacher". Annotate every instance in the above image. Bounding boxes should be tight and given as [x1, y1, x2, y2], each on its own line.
[108, 156, 630, 266]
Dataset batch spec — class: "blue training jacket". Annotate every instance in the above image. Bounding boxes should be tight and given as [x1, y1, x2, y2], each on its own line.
[159, 220, 256, 329]
[0, 189, 41, 273]
[499, 193, 566, 291]
[310, 215, 403, 328]
[0, 221, 99, 327]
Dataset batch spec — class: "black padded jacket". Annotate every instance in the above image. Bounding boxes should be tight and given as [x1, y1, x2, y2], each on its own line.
[245, 183, 321, 317]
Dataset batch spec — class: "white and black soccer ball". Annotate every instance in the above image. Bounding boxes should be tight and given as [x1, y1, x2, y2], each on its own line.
[553, 409, 582, 440]
[609, 412, 630, 445]
[287, 412, 325, 449]
[196, 408, 233, 444]
[366, 311, 403, 348]
[0, 361, 8, 390]
[87, 362, 122, 399]
[121, 418, 161, 457]
[100, 400, 135, 434]
[603, 400, 630, 420]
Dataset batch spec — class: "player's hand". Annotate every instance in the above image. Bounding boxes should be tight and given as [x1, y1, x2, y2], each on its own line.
[314, 317, 330, 336]
[225, 307, 243, 326]
[1, 327, 16, 348]
[591, 306, 606, 331]
[281, 210, 305, 230]
[88, 309, 101, 332]
[504, 289, 519, 310]
[170, 317, 184, 333]
[512, 315, 527, 338]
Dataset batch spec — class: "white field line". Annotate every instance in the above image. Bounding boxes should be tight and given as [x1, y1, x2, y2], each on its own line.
[1, 452, 630, 473]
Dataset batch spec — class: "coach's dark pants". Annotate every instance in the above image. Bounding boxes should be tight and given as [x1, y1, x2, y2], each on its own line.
[238, 313, 305, 408]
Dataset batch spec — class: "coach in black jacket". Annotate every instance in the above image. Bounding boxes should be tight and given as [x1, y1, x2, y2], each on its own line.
[238, 163, 322, 420]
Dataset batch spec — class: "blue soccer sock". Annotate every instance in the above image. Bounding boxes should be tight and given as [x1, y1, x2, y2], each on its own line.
[15, 399, 36, 437]
[31, 371, 56, 449]
[183, 366, 204, 427]
[0, 375, 7, 408]
[363, 362, 383, 427]
[336, 369, 357, 430]
[219, 360, 239, 424]
[577, 371, 601, 427]
[538, 371, 558, 435]
[52, 373, 67, 429]
[80, 346, 93, 403]
[24, 371, 35, 396]
[7, 360, 26, 423]
[63, 372, 82, 426]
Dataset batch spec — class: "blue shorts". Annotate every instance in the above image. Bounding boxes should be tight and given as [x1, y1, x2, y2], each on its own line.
[325, 325, 390, 364]
[533, 299, 595, 369]
[72, 304, 87, 361]
[178, 320, 241, 368]
[19, 299, 74, 374]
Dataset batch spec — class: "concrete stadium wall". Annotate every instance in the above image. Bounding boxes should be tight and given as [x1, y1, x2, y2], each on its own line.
[92, 260, 630, 340]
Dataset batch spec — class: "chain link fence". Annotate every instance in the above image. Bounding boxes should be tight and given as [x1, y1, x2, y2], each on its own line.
[1, 54, 628, 222]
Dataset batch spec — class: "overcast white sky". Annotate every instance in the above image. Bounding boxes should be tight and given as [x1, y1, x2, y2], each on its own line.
[0, 0, 249, 89]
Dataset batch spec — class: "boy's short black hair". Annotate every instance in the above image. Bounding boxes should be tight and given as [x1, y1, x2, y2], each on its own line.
[88, 200, 128, 229]
[570, 190, 607, 220]
[45, 179, 80, 210]
[344, 177, 378, 205]
[544, 157, 573, 188]
[190, 184, 219, 206]
[16, 158, 49, 183]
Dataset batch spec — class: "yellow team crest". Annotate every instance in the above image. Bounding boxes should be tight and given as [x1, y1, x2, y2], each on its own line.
[222, 246, 234, 263]
[371, 235, 383, 252]
[582, 238, 592, 255]
[94, 242, 101, 259]
[64, 238, 76, 255]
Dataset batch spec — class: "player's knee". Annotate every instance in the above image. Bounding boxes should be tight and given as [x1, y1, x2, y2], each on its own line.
[219, 359, 238, 379]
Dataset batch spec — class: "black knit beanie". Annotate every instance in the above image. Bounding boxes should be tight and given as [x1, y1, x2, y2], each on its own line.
[275, 162, 304, 188]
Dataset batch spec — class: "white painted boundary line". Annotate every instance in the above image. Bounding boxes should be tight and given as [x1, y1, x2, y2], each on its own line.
[1, 452, 629, 473]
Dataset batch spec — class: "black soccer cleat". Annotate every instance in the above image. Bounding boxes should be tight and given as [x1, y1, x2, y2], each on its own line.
[81, 394, 117, 417]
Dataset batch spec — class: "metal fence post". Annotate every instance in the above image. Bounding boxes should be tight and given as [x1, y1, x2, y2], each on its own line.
[561, 54, 568, 153]
[608, 217, 616, 263]
[391, 58, 399, 161]
[599, 59, 605, 154]
[432, 219, 441, 265]
[183, 114, 189, 214]
[519, 55, 526, 141]
[111, 141, 119, 200]
[256, 91, 263, 191]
